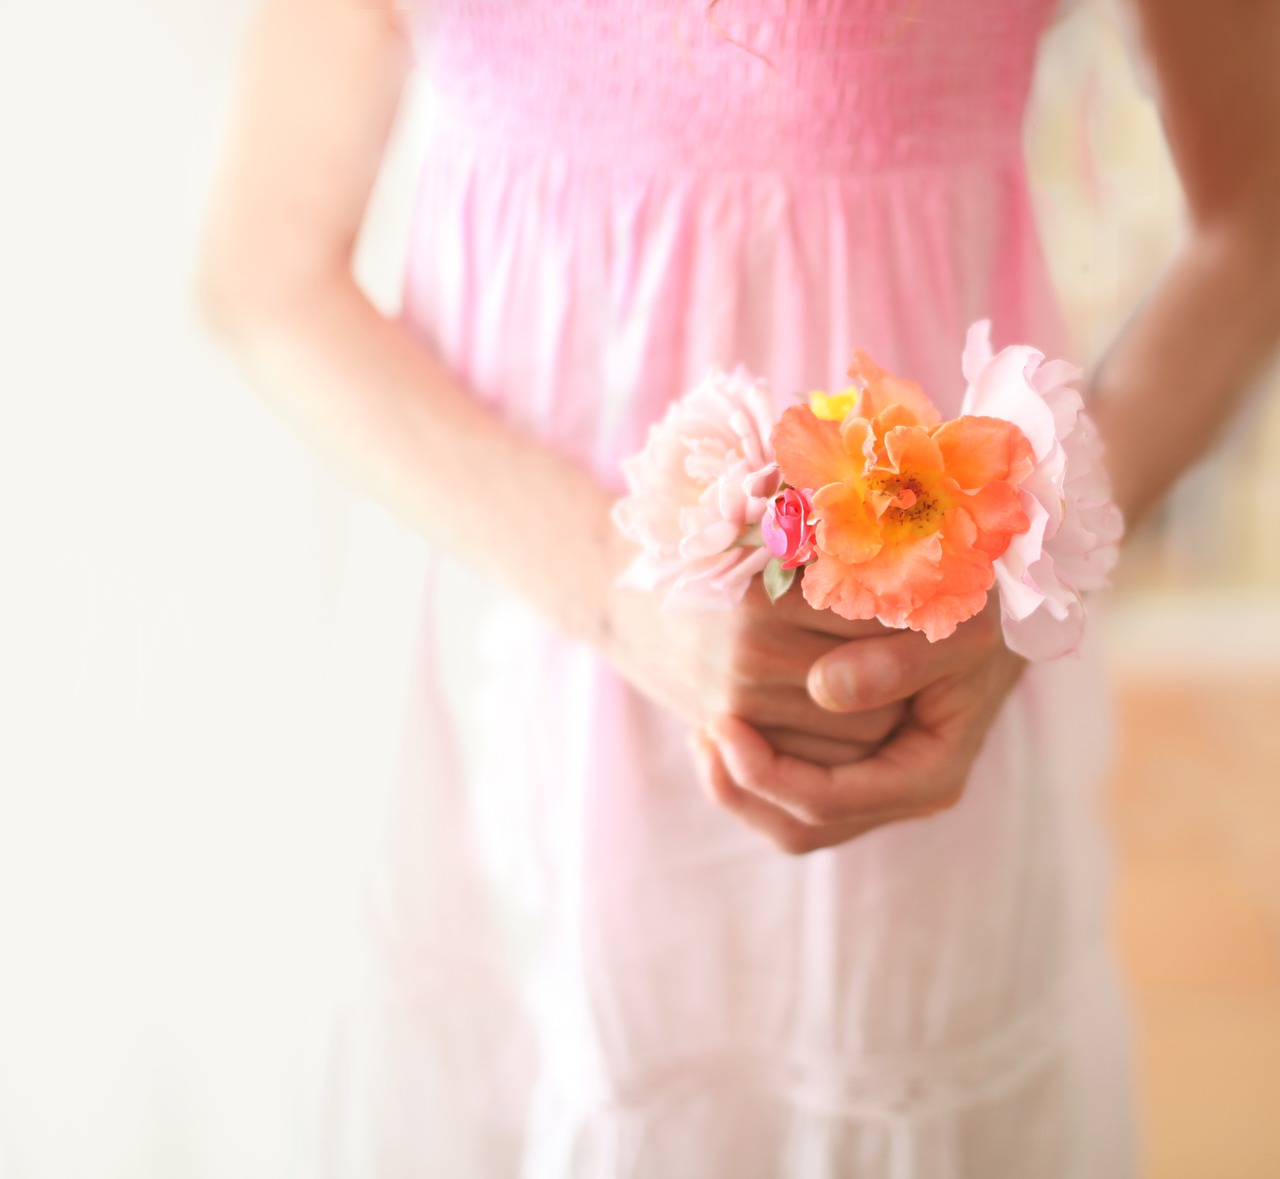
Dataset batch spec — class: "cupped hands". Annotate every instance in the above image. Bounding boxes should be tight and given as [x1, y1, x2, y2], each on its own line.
[695, 595, 1026, 854]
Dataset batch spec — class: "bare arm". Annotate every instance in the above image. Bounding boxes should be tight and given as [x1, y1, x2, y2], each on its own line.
[197, 0, 906, 763]
[1088, 0, 1280, 528]
[197, 0, 620, 646]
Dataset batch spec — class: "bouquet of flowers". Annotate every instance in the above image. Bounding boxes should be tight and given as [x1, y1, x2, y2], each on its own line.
[611, 321, 1124, 661]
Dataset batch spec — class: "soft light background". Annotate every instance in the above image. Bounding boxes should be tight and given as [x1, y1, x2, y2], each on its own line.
[0, 3, 1277, 1178]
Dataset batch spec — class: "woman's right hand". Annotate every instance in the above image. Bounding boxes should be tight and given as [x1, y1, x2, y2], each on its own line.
[600, 532, 906, 767]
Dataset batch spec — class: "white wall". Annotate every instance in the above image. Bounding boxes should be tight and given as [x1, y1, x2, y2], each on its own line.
[0, 5, 431, 1176]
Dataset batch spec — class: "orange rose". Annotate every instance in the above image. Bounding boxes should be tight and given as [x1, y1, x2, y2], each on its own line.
[772, 351, 1034, 641]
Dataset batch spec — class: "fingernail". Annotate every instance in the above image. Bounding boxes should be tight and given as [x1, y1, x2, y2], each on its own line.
[810, 663, 851, 710]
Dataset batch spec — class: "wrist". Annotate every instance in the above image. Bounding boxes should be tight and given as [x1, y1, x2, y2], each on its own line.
[561, 491, 633, 657]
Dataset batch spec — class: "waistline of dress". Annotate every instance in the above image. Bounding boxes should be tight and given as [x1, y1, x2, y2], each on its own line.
[421, 111, 1029, 182]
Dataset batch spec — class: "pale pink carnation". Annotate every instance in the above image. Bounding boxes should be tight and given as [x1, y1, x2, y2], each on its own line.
[612, 367, 781, 609]
[960, 320, 1125, 660]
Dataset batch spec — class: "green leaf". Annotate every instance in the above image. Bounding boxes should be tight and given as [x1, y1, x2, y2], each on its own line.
[763, 557, 797, 604]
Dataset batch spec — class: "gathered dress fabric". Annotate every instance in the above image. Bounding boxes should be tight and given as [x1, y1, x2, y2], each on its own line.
[310, 2, 1138, 1176]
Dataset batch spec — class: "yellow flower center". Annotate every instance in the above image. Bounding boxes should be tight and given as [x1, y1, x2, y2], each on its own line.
[867, 471, 950, 541]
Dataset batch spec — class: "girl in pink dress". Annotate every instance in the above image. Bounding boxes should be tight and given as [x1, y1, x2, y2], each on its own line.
[199, 1, 1280, 1174]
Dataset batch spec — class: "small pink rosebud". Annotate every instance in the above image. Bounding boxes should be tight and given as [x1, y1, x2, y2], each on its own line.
[761, 488, 817, 569]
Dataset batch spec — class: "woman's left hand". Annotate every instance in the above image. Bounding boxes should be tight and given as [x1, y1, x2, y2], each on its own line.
[695, 597, 1026, 854]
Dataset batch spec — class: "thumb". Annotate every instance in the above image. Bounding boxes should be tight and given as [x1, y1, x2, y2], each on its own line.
[807, 627, 976, 713]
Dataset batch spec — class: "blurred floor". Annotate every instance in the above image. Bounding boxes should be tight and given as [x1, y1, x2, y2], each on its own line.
[1107, 674, 1280, 1179]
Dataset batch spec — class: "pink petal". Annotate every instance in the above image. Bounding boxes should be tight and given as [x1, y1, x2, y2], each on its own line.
[963, 345, 1058, 462]
[994, 560, 1046, 621]
[679, 518, 742, 559]
[1001, 593, 1086, 661]
[961, 318, 995, 386]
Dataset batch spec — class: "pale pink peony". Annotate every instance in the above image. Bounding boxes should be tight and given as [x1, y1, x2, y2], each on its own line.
[960, 320, 1125, 660]
[612, 367, 782, 608]
[761, 487, 818, 570]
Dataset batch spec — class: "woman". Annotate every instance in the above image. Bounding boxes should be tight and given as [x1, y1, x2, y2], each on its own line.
[199, 1, 1280, 1174]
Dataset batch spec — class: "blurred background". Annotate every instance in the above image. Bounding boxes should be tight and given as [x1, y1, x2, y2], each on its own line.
[1, 2, 1277, 1177]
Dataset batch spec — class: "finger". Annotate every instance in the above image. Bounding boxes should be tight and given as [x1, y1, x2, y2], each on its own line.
[806, 627, 982, 714]
[768, 692, 905, 743]
[689, 730, 725, 804]
[824, 721, 974, 816]
[707, 714, 922, 826]
[726, 626, 864, 692]
[755, 727, 881, 768]
[730, 686, 905, 743]
[697, 730, 894, 854]
[764, 583, 894, 640]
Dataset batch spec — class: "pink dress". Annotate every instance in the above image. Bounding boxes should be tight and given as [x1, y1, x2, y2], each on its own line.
[314, 3, 1137, 1175]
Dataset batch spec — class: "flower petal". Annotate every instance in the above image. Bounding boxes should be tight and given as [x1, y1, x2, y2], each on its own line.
[883, 424, 944, 476]
[773, 404, 861, 490]
[1001, 593, 1086, 661]
[800, 552, 882, 621]
[847, 350, 942, 426]
[812, 482, 882, 564]
[957, 481, 1030, 558]
[614, 365, 782, 607]
[809, 388, 858, 421]
[932, 415, 1035, 489]
[961, 319, 995, 386]
[678, 517, 742, 559]
[961, 344, 1058, 462]
[994, 557, 1047, 621]
[903, 512, 995, 640]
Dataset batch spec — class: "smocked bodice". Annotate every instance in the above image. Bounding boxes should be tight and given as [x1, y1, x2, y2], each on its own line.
[405, 0, 1059, 174]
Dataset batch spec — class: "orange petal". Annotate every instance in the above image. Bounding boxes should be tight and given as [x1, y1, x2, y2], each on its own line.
[801, 553, 881, 621]
[904, 516, 995, 640]
[932, 415, 1035, 489]
[772, 404, 859, 491]
[839, 416, 876, 468]
[846, 533, 945, 605]
[905, 580, 992, 641]
[883, 424, 945, 476]
[812, 483, 882, 564]
[802, 531, 948, 628]
[847, 350, 942, 427]
[871, 402, 923, 440]
[955, 482, 1030, 558]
